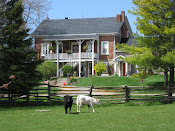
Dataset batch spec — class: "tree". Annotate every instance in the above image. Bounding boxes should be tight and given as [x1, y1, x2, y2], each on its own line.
[37, 60, 57, 80]
[0, 0, 40, 92]
[117, 0, 175, 86]
[94, 61, 106, 76]
[22, 0, 51, 27]
[61, 65, 73, 77]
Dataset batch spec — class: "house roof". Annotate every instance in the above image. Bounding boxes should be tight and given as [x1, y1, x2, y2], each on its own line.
[120, 37, 135, 46]
[126, 37, 134, 46]
[32, 17, 124, 37]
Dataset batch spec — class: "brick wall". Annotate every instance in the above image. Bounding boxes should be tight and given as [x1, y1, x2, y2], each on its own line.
[35, 38, 43, 60]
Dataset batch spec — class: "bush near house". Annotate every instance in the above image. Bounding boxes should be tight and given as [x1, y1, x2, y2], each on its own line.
[37, 61, 57, 80]
[94, 61, 106, 76]
[62, 65, 73, 77]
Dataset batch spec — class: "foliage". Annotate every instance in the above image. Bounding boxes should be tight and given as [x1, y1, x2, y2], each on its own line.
[66, 50, 72, 54]
[49, 46, 53, 50]
[50, 77, 58, 81]
[117, 0, 175, 85]
[61, 65, 72, 77]
[0, 0, 40, 90]
[37, 60, 57, 80]
[83, 45, 88, 50]
[94, 61, 106, 76]
[70, 77, 77, 83]
[131, 71, 147, 79]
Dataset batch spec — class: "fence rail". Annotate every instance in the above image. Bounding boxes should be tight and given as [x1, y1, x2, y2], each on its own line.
[0, 83, 175, 106]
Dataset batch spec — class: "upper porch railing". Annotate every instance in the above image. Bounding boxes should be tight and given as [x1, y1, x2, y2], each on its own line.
[44, 52, 98, 60]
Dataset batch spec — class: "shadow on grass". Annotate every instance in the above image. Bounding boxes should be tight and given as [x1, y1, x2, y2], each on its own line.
[147, 82, 164, 87]
[0, 101, 64, 108]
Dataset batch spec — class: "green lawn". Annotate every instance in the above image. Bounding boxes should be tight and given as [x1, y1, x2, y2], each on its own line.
[72, 74, 164, 86]
[1, 103, 175, 130]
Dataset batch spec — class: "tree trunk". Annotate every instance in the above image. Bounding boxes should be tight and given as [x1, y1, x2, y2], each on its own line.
[164, 69, 168, 87]
[170, 64, 174, 83]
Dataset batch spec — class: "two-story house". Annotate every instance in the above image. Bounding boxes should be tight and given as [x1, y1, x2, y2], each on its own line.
[32, 11, 135, 77]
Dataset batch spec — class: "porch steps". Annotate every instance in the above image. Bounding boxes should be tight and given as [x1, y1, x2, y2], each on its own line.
[57, 78, 68, 87]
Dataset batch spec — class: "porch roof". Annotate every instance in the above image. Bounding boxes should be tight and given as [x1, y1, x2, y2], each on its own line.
[113, 55, 125, 62]
[43, 34, 98, 41]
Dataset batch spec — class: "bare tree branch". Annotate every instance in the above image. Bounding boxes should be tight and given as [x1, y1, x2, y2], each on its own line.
[23, 0, 51, 28]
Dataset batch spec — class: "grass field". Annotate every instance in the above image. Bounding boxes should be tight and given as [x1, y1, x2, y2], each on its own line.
[72, 74, 164, 86]
[1, 103, 175, 131]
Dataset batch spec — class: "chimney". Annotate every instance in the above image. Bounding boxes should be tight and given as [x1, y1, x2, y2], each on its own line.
[45, 15, 49, 20]
[121, 11, 125, 22]
[117, 14, 122, 22]
[116, 11, 125, 22]
[65, 17, 68, 19]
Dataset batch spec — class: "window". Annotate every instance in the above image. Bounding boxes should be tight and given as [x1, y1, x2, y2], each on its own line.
[101, 41, 109, 55]
[41, 43, 49, 56]
[59, 43, 63, 53]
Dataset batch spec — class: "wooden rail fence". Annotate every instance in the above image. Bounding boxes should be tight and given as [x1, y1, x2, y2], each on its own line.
[0, 83, 175, 106]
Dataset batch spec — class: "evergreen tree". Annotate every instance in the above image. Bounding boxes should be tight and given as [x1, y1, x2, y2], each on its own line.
[0, 0, 40, 92]
[117, 0, 175, 86]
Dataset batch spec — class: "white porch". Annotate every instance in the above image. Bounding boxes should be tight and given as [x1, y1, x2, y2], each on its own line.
[42, 35, 99, 78]
[44, 52, 99, 60]
[113, 55, 132, 76]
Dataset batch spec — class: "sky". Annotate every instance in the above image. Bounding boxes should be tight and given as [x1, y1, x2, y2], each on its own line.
[47, 0, 137, 33]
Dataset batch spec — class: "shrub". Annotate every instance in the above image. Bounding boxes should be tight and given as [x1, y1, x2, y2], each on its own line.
[94, 61, 106, 76]
[70, 78, 77, 83]
[62, 65, 73, 77]
[37, 60, 57, 80]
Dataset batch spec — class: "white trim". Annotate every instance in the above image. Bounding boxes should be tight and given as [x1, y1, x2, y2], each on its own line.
[41, 42, 49, 56]
[101, 41, 109, 55]
[31, 32, 120, 38]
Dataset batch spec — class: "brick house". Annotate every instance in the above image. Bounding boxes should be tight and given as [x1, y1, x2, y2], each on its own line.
[32, 11, 135, 77]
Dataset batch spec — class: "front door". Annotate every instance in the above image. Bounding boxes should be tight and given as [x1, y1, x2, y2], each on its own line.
[73, 45, 79, 53]
[123, 63, 125, 76]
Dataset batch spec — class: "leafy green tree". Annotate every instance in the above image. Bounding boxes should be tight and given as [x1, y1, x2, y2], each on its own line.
[61, 65, 72, 77]
[94, 61, 106, 76]
[117, 0, 175, 86]
[0, 0, 40, 91]
[37, 60, 57, 80]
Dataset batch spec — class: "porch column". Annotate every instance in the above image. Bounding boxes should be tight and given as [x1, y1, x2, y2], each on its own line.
[56, 40, 62, 77]
[77, 40, 84, 77]
[136, 64, 139, 73]
[91, 40, 95, 76]
[114, 62, 117, 73]
[125, 62, 128, 76]
[118, 62, 121, 76]
[129, 64, 131, 76]
[97, 38, 99, 60]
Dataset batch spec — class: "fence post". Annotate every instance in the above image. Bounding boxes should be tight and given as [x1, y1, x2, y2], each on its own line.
[8, 85, 11, 104]
[36, 86, 39, 105]
[14, 86, 17, 106]
[26, 89, 30, 105]
[48, 82, 51, 105]
[125, 85, 130, 103]
[167, 85, 172, 103]
[89, 84, 94, 97]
